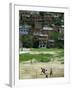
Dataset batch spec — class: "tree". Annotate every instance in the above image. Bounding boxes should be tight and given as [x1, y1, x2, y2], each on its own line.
[20, 35, 33, 48]
[33, 37, 39, 48]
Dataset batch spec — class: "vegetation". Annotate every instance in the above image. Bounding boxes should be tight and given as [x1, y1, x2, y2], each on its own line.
[19, 53, 52, 62]
[20, 35, 33, 48]
[30, 48, 63, 52]
[19, 11, 64, 48]
[19, 48, 64, 62]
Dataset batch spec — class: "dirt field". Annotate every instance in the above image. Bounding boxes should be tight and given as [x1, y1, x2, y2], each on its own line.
[19, 48, 64, 79]
[19, 60, 64, 79]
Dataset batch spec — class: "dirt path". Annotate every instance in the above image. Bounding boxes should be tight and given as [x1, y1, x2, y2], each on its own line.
[19, 60, 64, 79]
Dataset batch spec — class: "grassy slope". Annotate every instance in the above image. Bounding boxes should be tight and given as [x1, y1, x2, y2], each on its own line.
[19, 53, 52, 62]
[19, 48, 64, 62]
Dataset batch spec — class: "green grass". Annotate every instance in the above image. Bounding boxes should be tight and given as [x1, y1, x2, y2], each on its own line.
[30, 48, 63, 52]
[19, 48, 64, 62]
[56, 51, 64, 58]
[19, 53, 52, 62]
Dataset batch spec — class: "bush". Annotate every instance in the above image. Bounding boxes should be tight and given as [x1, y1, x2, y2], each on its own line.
[55, 40, 64, 48]
[61, 61, 64, 64]
[20, 35, 33, 48]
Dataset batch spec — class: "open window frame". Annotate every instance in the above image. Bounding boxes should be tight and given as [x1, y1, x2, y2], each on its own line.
[9, 3, 70, 87]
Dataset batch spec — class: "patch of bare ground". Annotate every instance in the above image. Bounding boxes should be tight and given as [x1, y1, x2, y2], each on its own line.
[19, 60, 64, 79]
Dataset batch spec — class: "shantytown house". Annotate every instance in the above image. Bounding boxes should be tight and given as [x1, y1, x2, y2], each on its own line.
[19, 11, 64, 48]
